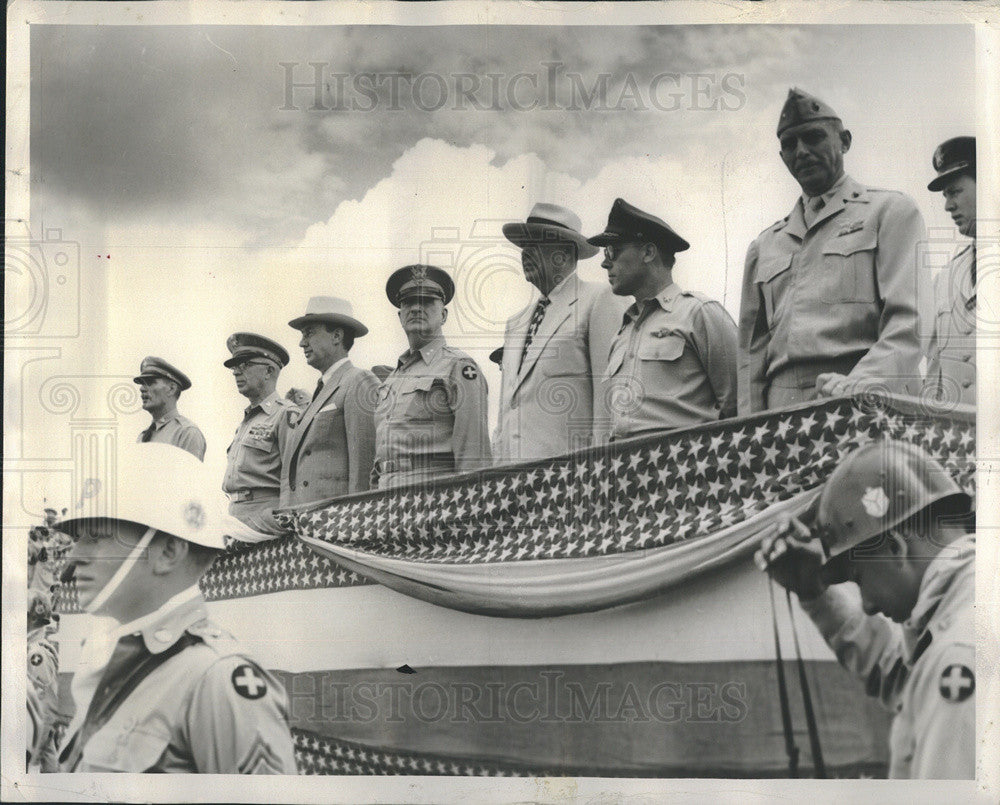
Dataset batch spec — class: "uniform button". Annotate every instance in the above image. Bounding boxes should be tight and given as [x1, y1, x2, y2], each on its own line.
[290, 482, 296, 491]
[962, 379, 972, 388]
[303, 450, 311, 457]
[303, 481, 309, 487]
[962, 353, 972, 362]
[511, 400, 518, 410]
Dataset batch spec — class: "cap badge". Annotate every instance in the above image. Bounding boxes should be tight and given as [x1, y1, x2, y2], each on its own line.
[410, 265, 427, 282]
[184, 500, 206, 530]
[861, 486, 890, 518]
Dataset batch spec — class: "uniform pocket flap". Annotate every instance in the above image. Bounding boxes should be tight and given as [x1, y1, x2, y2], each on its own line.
[756, 254, 793, 284]
[822, 230, 877, 256]
[638, 334, 685, 361]
[401, 376, 438, 394]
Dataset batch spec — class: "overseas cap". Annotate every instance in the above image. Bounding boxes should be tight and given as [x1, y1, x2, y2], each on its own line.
[587, 197, 690, 254]
[224, 332, 290, 369]
[133, 356, 192, 391]
[777, 87, 842, 137]
[385, 264, 455, 307]
[59, 442, 228, 549]
[928, 136, 976, 191]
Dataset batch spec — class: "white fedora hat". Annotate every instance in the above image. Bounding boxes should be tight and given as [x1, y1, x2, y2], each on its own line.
[288, 296, 369, 336]
[502, 202, 599, 259]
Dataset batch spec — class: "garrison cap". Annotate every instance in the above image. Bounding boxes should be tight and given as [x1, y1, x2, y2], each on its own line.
[133, 356, 192, 390]
[386, 264, 455, 307]
[224, 332, 290, 369]
[587, 198, 690, 254]
[928, 136, 976, 191]
[777, 87, 841, 137]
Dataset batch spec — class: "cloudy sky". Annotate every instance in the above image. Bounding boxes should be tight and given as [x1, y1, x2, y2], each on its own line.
[23, 22, 975, 479]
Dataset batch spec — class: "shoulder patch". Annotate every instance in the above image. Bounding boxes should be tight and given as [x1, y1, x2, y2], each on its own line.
[460, 364, 479, 381]
[939, 663, 975, 703]
[231, 663, 268, 700]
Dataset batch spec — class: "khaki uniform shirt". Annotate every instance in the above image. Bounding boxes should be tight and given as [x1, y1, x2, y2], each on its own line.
[799, 535, 975, 778]
[738, 175, 923, 413]
[59, 593, 296, 773]
[223, 391, 292, 534]
[138, 412, 206, 461]
[605, 283, 738, 439]
[925, 244, 976, 407]
[374, 336, 491, 488]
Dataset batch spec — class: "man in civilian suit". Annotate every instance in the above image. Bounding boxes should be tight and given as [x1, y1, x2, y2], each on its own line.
[281, 297, 379, 506]
[495, 203, 626, 463]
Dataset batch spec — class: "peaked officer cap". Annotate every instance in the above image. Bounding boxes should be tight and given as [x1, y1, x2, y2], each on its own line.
[928, 136, 976, 191]
[587, 198, 690, 254]
[777, 87, 842, 137]
[385, 264, 455, 307]
[224, 332, 290, 369]
[133, 356, 192, 391]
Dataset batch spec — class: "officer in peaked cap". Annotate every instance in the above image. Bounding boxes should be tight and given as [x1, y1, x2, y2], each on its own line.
[590, 198, 737, 439]
[222, 333, 295, 538]
[925, 136, 977, 407]
[374, 264, 491, 488]
[133, 356, 206, 461]
[757, 440, 975, 778]
[57, 442, 296, 773]
[737, 87, 923, 414]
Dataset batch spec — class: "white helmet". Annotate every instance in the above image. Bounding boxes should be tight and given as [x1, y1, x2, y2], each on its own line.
[60, 442, 227, 549]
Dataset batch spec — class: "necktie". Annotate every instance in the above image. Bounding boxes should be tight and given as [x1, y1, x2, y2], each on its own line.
[805, 196, 825, 228]
[311, 378, 324, 402]
[139, 425, 154, 442]
[519, 296, 550, 371]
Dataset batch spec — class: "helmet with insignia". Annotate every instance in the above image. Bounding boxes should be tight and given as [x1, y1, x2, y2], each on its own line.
[776, 87, 841, 137]
[224, 332, 290, 369]
[386, 264, 455, 307]
[928, 136, 975, 191]
[59, 442, 228, 549]
[133, 356, 192, 391]
[815, 440, 970, 580]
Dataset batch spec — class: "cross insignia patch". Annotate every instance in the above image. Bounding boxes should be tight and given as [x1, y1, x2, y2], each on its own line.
[939, 663, 974, 703]
[232, 663, 268, 700]
[461, 365, 478, 380]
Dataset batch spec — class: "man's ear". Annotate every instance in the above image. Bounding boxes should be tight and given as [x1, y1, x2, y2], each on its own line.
[441, 306, 449, 324]
[840, 128, 853, 154]
[152, 534, 190, 575]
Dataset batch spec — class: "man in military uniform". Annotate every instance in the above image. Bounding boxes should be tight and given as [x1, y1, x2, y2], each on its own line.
[282, 297, 379, 505]
[374, 265, 491, 488]
[589, 198, 738, 439]
[134, 356, 207, 460]
[222, 333, 294, 537]
[496, 203, 626, 462]
[57, 442, 296, 773]
[925, 136, 977, 407]
[756, 441, 974, 778]
[738, 88, 924, 414]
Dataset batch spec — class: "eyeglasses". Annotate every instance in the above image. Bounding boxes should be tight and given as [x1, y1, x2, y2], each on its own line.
[603, 243, 634, 262]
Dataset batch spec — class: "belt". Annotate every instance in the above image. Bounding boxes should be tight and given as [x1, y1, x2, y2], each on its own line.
[376, 453, 454, 474]
[227, 488, 279, 504]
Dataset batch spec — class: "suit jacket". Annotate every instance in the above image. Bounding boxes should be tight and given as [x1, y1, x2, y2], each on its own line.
[280, 360, 378, 506]
[495, 272, 626, 463]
